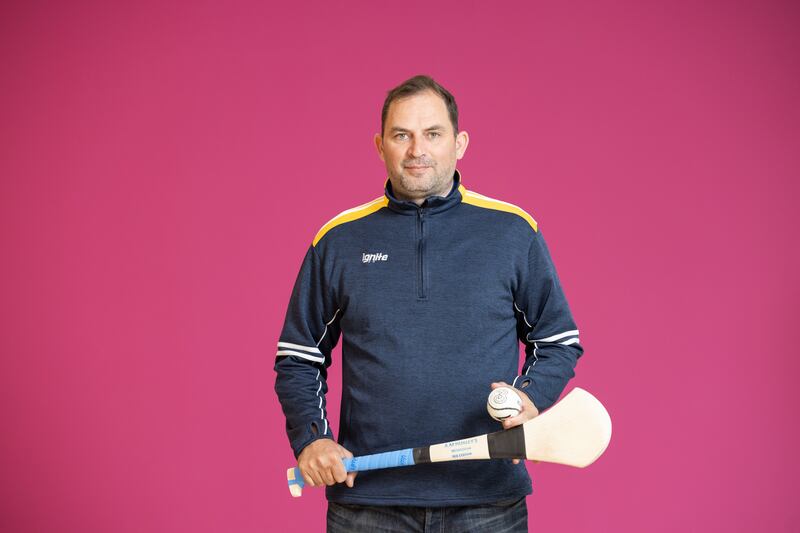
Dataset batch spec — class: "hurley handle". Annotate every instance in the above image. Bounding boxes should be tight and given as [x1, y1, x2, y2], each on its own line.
[287, 448, 416, 497]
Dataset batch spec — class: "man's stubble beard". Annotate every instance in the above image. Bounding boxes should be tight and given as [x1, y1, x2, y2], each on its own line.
[389, 162, 455, 201]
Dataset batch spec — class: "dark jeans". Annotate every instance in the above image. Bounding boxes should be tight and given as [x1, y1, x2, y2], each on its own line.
[327, 497, 528, 533]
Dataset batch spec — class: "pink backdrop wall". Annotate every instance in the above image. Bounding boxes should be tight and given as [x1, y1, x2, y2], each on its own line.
[2, 1, 798, 531]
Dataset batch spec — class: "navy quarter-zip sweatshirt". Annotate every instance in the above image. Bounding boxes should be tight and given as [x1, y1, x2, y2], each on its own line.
[274, 171, 583, 506]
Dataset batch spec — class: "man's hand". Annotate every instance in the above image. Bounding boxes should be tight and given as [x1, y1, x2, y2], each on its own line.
[297, 438, 357, 488]
[490, 381, 540, 464]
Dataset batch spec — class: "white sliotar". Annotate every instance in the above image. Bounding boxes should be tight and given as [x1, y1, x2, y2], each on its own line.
[487, 386, 523, 421]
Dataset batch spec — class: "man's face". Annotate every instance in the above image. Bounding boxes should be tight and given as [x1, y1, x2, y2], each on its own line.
[375, 91, 469, 204]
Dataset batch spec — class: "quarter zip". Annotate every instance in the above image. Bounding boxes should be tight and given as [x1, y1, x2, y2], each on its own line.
[417, 207, 427, 299]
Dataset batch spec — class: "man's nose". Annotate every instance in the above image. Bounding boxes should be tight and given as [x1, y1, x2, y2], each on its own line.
[408, 137, 426, 158]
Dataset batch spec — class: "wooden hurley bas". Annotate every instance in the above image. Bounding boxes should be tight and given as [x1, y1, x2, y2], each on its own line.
[287, 387, 612, 497]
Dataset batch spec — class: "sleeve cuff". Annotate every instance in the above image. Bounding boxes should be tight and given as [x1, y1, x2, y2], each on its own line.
[512, 375, 546, 412]
[289, 419, 335, 459]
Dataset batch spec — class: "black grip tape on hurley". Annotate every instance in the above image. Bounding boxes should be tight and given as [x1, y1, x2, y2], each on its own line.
[413, 446, 431, 464]
[487, 425, 526, 459]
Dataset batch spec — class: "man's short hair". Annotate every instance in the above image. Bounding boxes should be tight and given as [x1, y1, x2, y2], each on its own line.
[381, 75, 459, 137]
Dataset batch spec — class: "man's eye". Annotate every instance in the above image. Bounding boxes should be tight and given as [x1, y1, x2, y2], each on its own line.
[395, 133, 408, 140]
[428, 132, 441, 138]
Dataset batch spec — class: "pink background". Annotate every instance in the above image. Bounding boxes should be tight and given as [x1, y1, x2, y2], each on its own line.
[1, 1, 798, 531]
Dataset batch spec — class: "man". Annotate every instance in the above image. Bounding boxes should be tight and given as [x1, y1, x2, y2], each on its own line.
[274, 75, 583, 532]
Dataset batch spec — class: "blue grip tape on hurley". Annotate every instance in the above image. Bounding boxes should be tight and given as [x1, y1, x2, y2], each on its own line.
[288, 466, 305, 489]
[343, 448, 415, 472]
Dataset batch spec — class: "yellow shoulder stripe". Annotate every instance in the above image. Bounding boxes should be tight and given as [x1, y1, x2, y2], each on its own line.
[458, 185, 538, 232]
[312, 196, 389, 246]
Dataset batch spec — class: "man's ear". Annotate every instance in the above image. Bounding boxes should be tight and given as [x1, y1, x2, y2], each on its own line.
[374, 133, 385, 162]
[455, 131, 469, 160]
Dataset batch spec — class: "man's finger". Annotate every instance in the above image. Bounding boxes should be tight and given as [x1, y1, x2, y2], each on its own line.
[339, 446, 354, 485]
[302, 469, 319, 487]
[490, 381, 511, 389]
[332, 461, 348, 484]
[319, 464, 336, 486]
[502, 403, 531, 429]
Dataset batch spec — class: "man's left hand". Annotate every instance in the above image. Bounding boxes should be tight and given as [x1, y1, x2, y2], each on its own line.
[490, 381, 540, 465]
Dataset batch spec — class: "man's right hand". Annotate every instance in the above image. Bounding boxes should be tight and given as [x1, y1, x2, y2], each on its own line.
[297, 438, 357, 488]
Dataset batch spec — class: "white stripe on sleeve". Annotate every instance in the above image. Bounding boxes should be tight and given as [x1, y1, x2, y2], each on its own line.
[275, 350, 325, 363]
[277, 341, 323, 354]
[529, 329, 579, 343]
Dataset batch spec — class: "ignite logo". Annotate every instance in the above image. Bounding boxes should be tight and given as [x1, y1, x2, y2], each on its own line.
[362, 252, 389, 264]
